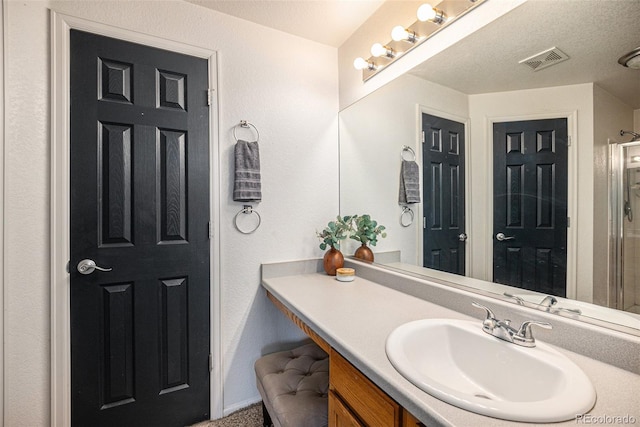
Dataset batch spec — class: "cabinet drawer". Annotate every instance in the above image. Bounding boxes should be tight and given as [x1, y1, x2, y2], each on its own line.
[330, 348, 401, 427]
[329, 390, 365, 427]
[402, 409, 426, 427]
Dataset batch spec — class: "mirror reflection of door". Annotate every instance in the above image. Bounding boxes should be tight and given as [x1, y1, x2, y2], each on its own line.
[422, 113, 466, 275]
[493, 118, 568, 297]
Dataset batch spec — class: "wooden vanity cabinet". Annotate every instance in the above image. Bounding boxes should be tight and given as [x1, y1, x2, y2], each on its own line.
[330, 348, 401, 426]
[266, 291, 426, 427]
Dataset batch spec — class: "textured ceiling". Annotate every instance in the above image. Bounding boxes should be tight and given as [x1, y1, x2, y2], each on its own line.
[409, 0, 640, 108]
[185, 0, 640, 107]
[184, 0, 385, 47]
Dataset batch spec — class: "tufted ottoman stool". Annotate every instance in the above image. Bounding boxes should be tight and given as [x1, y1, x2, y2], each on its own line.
[254, 342, 329, 427]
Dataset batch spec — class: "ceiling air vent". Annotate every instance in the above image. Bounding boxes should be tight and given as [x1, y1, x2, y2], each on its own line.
[519, 47, 569, 71]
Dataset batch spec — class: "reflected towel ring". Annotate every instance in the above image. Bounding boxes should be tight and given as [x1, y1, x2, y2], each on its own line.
[233, 120, 260, 143]
[234, 205, 261, 234]
[400, 206, 414, 227]
[401, 145, 416, 162]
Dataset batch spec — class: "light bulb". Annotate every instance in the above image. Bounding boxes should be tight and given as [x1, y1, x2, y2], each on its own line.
[417, 3, 446, 23]
[391, 26, 408, 42]
[371, 43, 387, 57]
[353, 57, 368, 70]
[391, 26, 417, 43]
[417, 4, 436, 21]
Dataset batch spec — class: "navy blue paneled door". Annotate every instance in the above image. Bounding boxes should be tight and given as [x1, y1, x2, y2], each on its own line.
[70, 30, 211, 426]
[493, 118, 568, 297]
[422, 113, 466, 275]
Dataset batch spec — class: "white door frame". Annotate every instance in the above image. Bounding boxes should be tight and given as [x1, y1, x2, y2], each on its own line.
[0, 0, 5, 424]
[484, 112, 578, 299]
[50, 12, 222, 426]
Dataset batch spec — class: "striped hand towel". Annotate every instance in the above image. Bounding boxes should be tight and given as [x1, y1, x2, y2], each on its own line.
[398, 160, 420, 204]
[233, 140, 262, 202]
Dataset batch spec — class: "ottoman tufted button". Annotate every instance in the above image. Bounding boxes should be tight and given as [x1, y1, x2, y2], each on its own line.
[255, 343, 329, 427]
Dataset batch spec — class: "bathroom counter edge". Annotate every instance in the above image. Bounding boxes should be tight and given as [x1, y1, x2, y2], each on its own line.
[260, 259, 640, 427]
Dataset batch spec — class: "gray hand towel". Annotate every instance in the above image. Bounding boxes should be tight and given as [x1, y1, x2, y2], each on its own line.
[233, 140, 262, 202]
[399, 160, 420, 204]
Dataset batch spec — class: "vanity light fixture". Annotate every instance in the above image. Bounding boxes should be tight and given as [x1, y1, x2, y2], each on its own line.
[391, 26, 419, 43]
[417, 4, 446, 24]
[353, 57, 377, 71]
[618, 47, 640, 69]
[354, 0, 486, 81]
[371, 43, 396, 58]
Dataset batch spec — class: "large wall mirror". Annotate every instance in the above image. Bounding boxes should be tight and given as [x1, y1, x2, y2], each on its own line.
[339, 0, 640, 334]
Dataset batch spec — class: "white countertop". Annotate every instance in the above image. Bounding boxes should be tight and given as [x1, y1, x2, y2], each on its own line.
[261, 266, 640, 427]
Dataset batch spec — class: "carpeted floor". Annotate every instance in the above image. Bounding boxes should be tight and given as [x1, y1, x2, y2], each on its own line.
[190, 403, 264, 427]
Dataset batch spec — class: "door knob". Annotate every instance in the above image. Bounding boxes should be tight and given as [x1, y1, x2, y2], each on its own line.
[77, 259, 112, 275]
[496, 232, 515, 241]
[458, 233, 468, 242]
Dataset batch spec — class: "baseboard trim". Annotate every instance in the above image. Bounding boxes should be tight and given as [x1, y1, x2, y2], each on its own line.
[222, 396, 262, 418]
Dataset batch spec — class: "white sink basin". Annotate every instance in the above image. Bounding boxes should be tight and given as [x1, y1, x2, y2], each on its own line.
[386, 319, 596, 423]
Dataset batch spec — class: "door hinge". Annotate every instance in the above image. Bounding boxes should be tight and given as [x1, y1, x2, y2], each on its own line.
[423, 217, 427, 229]
[567, 135, 572, 146]
[208, 221, 212, 239]
[421, 130, 425, 144]
[207, 88, 215, 106]
[209, 353, 213, 373]
[567, 217, 570, 227]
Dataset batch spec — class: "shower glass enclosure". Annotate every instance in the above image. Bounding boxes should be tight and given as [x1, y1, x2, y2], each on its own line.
[610, 140, 640, 314]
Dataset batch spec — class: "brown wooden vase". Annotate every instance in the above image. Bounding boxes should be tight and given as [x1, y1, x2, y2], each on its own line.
[354, 243, 374, 262]
[323, 247, 344, 276]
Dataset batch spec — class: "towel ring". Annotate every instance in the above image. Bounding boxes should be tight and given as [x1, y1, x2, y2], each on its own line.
[400, 206, 414, 227]
[401, 145, 416, 162]
[234, 205, 261, 234]
[233, 120, 260, 143]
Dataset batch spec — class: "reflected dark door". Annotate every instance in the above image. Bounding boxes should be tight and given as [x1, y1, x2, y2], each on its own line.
[422, 113, 466, 275]
[493, 118, 568, 297]
[70, 31, 210, 426]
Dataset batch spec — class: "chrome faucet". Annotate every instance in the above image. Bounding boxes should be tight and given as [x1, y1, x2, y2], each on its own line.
[503, 292, 525, 305]
[539, 295, 558, 308]
[472, 302, 552, 348]
[504, 293, 582, 315]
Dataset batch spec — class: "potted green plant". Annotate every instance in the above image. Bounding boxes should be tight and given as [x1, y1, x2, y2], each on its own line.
[351, 214, 387, 262]
[316, 216, 354, 275]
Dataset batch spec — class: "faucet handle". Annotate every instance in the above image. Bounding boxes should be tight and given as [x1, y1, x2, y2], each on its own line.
[472, 302, 499, 332]
[514, 320, 552, 347]
[503, 292, 525, 305]
[471, 301, 496, 320]
[539, 295, 558, 308]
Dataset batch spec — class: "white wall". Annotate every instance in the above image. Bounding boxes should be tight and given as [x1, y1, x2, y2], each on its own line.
[339, 74, 468, 263]
[3, 0, 338, 424]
